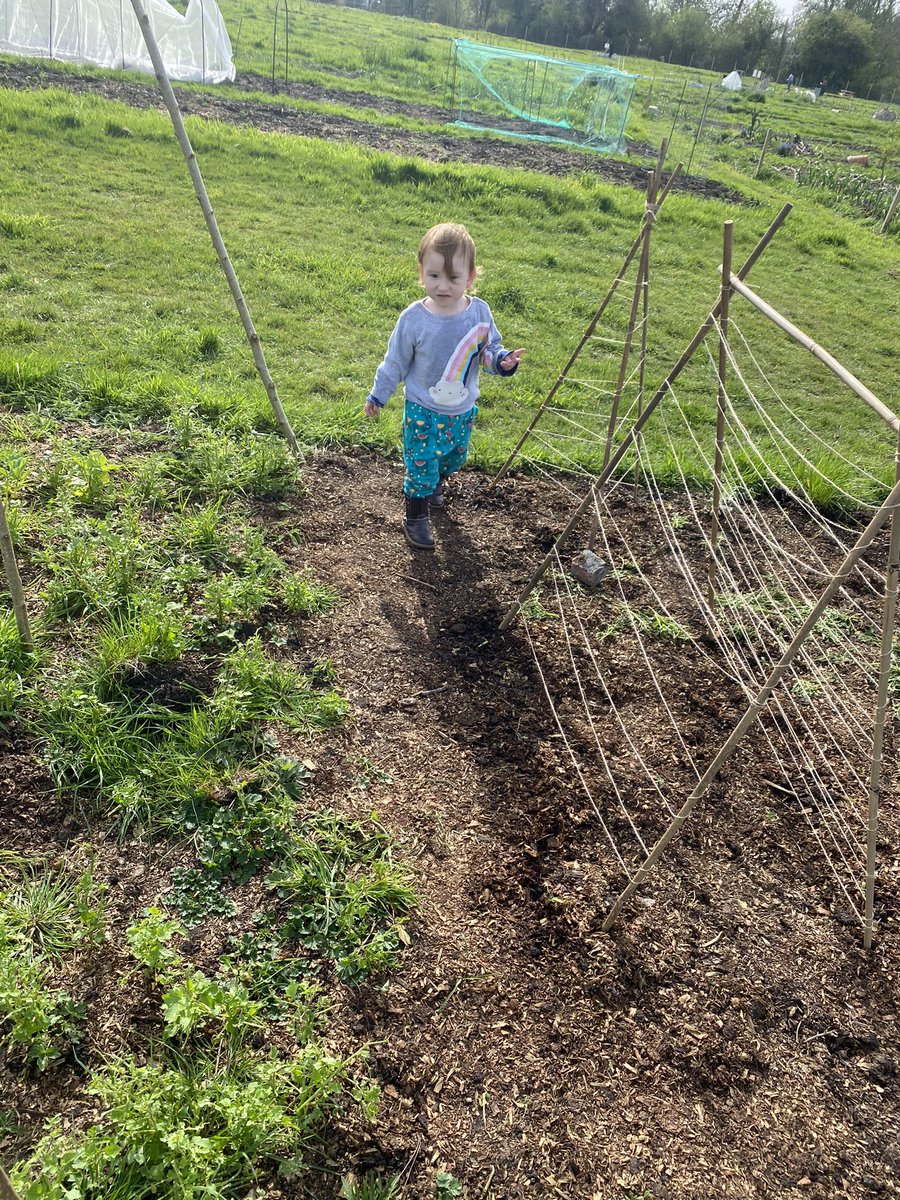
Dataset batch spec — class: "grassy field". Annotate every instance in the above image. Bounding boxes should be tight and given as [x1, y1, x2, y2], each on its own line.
[217, 0, 900, 204]
[1, 80, 898, 496]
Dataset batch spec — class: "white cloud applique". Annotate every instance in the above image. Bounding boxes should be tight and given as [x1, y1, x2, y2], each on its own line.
[428, 380, 470, 408]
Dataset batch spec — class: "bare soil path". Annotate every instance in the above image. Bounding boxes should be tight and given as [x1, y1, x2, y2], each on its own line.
[6, 450, 898, 1198]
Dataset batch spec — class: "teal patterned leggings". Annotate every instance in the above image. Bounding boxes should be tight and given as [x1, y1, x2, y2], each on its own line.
[402, 401, 477, 498]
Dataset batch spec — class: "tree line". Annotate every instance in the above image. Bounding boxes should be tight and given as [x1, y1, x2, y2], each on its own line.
[357, 0, 900, 99]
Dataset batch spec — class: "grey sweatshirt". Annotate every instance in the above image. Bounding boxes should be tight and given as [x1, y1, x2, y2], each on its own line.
[367, 297, 518, 418]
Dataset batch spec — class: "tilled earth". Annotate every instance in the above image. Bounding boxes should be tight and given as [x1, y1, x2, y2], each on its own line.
[0, 59, 745, 202]
[3, 450, 900, 1199]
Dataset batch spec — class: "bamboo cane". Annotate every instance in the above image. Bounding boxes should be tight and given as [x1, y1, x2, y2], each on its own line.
[881, 181, 900, 235]
[0, 498, 32, 650]
[492, 155, 682, 484]
[497, 204, 793, 633]
[685, 81, 712, 176]
[728, 275, 900, 433]
[753, 128, 771, 179]
[0, 1168, 23, 1200]
[600, 174, 655, 474]
[588, 167, 658, 550]
[666, 78, 688, 161]
[864, 432, 900, 949]
[603, 470, 900, 932]
[706, 221, 733, 607]
[128, 0, 302, 461]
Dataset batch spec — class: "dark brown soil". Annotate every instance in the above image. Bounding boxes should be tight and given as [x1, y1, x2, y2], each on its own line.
[0, 59, 745, 203]
[3, 449, 900, 1199]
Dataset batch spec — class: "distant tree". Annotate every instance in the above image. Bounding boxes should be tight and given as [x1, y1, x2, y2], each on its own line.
[792, 8, 874, 87]
[659, 5, 714, 64]
[603, 0, 652, 52]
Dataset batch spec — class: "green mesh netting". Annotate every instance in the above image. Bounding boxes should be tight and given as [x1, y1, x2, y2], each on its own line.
[453, 39, 635, 154]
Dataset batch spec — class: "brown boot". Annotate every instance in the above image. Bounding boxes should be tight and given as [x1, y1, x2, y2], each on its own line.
[403, 495, 434, 550]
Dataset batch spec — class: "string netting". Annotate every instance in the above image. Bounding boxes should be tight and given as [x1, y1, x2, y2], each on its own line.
[453, 39, 635, 153]
[514, 300, 898, 933]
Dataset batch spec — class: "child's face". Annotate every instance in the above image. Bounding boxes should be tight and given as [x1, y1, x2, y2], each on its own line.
[418, 248, 476, 315]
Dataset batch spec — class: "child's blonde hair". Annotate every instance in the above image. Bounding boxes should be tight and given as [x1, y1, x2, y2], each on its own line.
[418, 223, 476, 277]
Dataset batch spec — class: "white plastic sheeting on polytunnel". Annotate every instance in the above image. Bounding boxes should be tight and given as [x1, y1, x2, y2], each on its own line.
[0, 0, 235, 83]
[721, 70, 742, 91]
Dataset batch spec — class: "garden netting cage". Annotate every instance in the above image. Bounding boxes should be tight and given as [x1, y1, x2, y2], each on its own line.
[453, 39, 635, 153]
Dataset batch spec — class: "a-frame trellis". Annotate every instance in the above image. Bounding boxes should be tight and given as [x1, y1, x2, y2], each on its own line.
[494, 140, 681, 487]
[499, 209, 900, 950]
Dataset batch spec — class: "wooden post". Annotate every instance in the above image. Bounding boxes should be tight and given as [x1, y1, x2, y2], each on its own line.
[0, 498, 32, 650]
[128, 0, 302, 461]
[492, 157, 682, 484]
[864, 432, 900, 949]
[497, 205, 793, 633]
[881, 182, 900, 235]
[706, 221, 733, 607]
[603, 470, 900, 932]
[754, 128, 771, 178]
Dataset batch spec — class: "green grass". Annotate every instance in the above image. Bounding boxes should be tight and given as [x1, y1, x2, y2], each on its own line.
[0, 865, 104, 1069]
[0, 83, 898, 501]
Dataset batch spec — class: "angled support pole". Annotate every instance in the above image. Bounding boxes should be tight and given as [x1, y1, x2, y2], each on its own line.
[706, 220, 734, 606]
[492, 148, 682, 485]
[0, 498, 32, 650]
[866, 431, 900, 949]
[129, 0, 302, 461]
[497, 204, 793, 634]
[602, 471, 900, 932]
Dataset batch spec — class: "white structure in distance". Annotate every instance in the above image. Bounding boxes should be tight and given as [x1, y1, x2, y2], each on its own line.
[0, 0, 235, 83]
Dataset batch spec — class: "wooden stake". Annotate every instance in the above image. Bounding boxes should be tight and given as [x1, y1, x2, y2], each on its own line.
[0, 1168, 23, 1200]
[603, 470, 900, 932]
[0, 498, 32, 650]
[128, 0, 302, 461]
[706, 221, 733, 607]
[881, 182, 900, 235]
[864, 432, 900, 949]
[685, 82, 712, 176]
[492, 154, 682, 484]
[497, 204, 793, 633]
[753, 128, 771, 178]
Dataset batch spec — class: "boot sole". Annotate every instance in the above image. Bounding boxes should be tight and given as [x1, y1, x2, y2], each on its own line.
[403, 524, 435, 550]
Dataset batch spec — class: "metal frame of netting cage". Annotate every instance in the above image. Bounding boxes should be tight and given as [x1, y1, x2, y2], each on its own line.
[452, 38, 636, 154]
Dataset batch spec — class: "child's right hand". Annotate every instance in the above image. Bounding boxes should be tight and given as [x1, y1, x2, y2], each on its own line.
[364, 399, 382, 420]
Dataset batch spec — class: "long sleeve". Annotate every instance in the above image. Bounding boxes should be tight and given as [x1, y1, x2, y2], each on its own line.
[480, 312, 519, 376]
[367, 312, 416, 408]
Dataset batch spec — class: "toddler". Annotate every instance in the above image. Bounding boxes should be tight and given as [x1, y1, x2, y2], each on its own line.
[364, 223, 524, 549]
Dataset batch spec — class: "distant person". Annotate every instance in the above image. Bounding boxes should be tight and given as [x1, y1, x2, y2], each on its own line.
[785, 72, 794, 92]
[364, 223, 525, 550]
[815, 80, 825, 97]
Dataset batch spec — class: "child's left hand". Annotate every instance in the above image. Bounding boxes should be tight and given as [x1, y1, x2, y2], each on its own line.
[503, 348, 525, 368]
